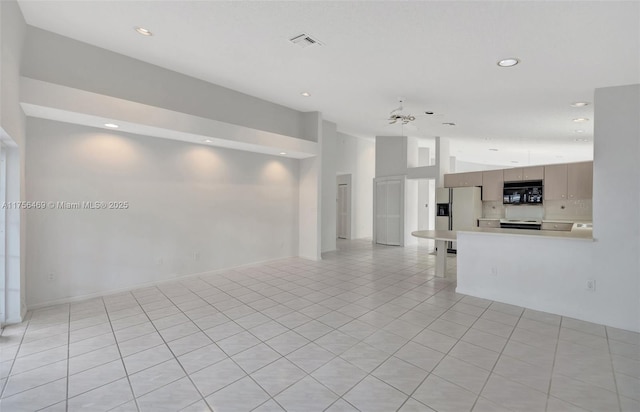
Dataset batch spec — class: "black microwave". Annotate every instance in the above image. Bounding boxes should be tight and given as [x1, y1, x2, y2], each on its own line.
[503, 181, 543, 205]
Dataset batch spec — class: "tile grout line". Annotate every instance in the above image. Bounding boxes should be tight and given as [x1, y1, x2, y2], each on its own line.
[604, 325, 624, 412]
[4, 242, 635, 411]
[128, 288, 215, 411]
[462, 302, 525, 412]
[543, 315, 563, 412]
[397, 296, 500, 412]
[162, 275, 311, 411]
[318, 283, 464, 410]
[0, 316, 29, 399]
[100, 295, 142, 412]
[65, 304, 70, 412]
[183, 250, 439, 410]
[299, 258, 452, 410]
[147, 277, 332, 410]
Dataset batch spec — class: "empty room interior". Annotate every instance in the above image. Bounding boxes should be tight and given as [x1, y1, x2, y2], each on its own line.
[0, 1, 639, 411]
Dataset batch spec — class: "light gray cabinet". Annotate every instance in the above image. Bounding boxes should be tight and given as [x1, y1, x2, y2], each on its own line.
[545, 161, 593, 201]
[544, 164, 569, 200]
[482, 169, 504, 201]
[444, 171, 482, 188]
[504, 166, 544, 182]
[567, 162, 593, 200]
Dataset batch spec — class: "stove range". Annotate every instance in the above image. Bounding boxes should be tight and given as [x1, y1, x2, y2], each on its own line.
[499, 219, 542, 230]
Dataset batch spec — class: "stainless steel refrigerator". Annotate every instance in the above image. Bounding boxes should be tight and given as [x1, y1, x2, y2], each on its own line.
[435, 187, 482, 252]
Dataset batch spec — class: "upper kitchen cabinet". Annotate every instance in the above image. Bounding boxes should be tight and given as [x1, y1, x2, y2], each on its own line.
[444, 171, 482, 188]
[482, 169, 504, 201]
[503, 166, 544, 182]
[567, 161, 593, 200]
[544, 164, 569, 200]
[544, 161, 593, 201]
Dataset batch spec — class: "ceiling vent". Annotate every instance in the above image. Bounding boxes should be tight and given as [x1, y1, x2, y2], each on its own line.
[289, 33, 322, 48]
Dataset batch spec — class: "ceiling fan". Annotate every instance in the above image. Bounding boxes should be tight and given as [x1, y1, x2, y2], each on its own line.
[388, 99, 416, 125]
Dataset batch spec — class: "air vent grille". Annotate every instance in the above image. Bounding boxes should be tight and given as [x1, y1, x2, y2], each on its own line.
[289, 33, 323, 48]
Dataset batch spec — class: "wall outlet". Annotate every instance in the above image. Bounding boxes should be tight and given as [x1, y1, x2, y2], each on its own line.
[48, 273, 55, 281]
[586, 279, 596, 291]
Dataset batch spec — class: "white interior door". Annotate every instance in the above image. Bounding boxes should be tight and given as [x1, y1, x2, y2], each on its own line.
[337, 184, 348, 239]
[375, 178, 403, 246]
[385, 180, 402, 246]
[375, 181, 388, 244]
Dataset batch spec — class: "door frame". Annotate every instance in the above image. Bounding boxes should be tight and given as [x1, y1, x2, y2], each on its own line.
[373, 175, 405, 246]
[336, 174, 352, 240]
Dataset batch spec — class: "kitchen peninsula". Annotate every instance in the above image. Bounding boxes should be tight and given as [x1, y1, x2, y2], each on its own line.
[413, 223, 592, 277]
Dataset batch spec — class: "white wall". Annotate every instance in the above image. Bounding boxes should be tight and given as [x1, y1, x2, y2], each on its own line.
[22, 28, 308, 141]
[26, 118, 300, 308]
[455, 160, 505, 172]
[336, 132, 375, 239]
[375, 136, 407, 177]
[298, 113, 322, 260]
[404, 179, 418, 246]
[591, 83, 639, 331]
[321, 121, 337, 253]
[0, 0, 27, 322]
[457, 84, 640, 332]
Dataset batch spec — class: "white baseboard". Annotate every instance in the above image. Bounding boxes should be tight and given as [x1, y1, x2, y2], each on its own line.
[26, 255, 297, 312]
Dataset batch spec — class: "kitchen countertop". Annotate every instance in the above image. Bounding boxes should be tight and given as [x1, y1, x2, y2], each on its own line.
[463, 226, 593, 240]
[413, 225, 593, 241]
[478, 217, 592, 223]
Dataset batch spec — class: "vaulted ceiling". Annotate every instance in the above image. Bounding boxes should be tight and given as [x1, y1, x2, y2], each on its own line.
[17, 1, 640, 166]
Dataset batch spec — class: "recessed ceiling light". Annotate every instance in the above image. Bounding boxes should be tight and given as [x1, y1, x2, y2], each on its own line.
[570, 102, 590, 107]
[300, 92, 311, 97]
[104, 123, 119, 128]
[134, 27, 153, 36]
[573, 118, 589, 123]
[203, 139, 213, 143]
[573, 129, 585, 133]
[425, 111, 435, 115]
[489, 148, 499, 151]
[497, 58, 520, 67]
[279, 152, 287, 155]
[442, 122, 456, 126]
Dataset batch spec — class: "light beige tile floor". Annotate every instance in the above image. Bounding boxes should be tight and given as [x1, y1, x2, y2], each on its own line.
[0, 239, 638, 411]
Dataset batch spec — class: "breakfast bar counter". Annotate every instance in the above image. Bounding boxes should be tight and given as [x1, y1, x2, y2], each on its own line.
[412, 225, 593, 277]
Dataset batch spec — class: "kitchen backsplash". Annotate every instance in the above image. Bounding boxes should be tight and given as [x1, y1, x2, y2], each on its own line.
[482, 200, 593, 221]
